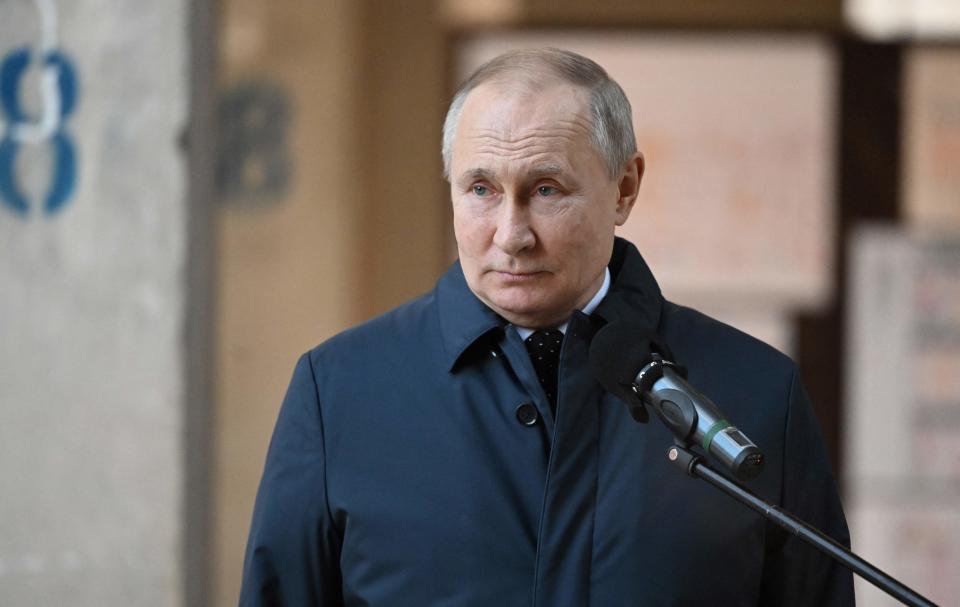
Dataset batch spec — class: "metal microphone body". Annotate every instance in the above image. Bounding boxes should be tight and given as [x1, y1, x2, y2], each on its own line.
[633, 356, 764, 482]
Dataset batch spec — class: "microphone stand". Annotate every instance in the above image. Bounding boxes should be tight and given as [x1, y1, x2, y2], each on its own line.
[666, 444, 937, 607]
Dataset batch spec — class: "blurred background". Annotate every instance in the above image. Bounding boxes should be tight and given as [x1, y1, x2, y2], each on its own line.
[1, 0, 959, 605]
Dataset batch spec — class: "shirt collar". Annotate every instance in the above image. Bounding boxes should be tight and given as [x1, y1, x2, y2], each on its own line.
[436, 238, 663, 371]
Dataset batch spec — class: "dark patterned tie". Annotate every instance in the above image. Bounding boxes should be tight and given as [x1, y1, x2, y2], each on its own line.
[524, 329, 564, 412]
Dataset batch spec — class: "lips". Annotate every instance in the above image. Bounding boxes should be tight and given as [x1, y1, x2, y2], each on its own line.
[492, 270, 545, 282]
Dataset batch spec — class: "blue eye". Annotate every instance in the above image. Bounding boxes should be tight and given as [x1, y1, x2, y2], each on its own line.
[536, 185, 558, 197]
[472, 184, 490, 197]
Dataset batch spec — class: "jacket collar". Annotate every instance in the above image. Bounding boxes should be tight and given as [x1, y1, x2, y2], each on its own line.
[436, 237, 663, 371]
[592, 237, 663, 332]
[436, 260, 506, 371]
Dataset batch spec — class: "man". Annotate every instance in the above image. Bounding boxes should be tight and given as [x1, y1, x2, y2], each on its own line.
[240, 48, 854, 606]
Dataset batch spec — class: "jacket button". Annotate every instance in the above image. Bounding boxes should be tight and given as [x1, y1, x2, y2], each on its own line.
[515, 403, 539, 426]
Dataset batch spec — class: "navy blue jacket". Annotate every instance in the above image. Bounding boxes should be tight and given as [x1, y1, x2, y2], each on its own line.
[240, 238, 854, 606]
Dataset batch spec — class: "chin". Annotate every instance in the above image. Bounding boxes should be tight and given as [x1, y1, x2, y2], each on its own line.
[489, 295, 564, 328]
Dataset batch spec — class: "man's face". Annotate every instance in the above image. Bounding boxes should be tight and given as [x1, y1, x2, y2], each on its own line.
[450, 80, 641, 328]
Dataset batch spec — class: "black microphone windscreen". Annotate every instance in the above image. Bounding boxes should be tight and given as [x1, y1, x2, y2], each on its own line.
[589, 321, 659, 394]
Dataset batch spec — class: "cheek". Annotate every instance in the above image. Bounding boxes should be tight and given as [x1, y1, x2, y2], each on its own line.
[454, 201, 494, 236]
[544, 206, 596, 248]
[453, 218, 477, 249]
[453, 213, 490, 262]
[547, 206, 614, 269]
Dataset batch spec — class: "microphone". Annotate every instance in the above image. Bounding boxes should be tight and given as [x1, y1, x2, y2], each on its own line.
[589, 321, 764, 482]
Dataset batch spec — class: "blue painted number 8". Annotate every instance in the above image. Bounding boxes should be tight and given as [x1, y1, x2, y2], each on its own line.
[0, 47, 78, 217]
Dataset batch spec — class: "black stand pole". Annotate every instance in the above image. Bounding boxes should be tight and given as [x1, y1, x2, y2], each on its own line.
[667, 445, 938, 607]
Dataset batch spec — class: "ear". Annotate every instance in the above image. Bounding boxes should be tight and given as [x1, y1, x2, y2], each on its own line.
[614, 152, 645, 226]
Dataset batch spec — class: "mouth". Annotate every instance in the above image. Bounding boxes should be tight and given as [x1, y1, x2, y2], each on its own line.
[491, 270, 546, 283]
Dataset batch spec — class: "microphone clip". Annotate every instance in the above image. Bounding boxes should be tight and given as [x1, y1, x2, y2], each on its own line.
[625, 354, 702, 449]
[630, 353, 686, 394]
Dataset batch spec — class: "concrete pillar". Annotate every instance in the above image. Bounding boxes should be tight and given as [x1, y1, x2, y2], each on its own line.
[0, 0, 189, 604]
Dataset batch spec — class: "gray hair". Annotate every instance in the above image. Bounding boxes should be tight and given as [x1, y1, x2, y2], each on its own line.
[441, 48, 637, 180]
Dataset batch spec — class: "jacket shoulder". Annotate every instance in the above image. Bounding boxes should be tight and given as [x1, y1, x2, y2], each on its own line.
[659, 302, 799, 411]
[305, 288, 442, 374]
[658, 300, 796, 386]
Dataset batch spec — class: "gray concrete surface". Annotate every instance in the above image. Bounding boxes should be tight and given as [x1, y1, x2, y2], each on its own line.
[1, 1, 187, 604]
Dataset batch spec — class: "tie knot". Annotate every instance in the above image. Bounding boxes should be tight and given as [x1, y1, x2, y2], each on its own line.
[524, 329, 564, 411]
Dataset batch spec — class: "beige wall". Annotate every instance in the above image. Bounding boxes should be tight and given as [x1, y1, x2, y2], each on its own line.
[443, 0, 841, 28]
[213, 3, 357, 603]
[212, 1, 447, 604]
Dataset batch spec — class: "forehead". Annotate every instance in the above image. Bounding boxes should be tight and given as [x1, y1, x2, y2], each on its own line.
[452, 81, 598, 176]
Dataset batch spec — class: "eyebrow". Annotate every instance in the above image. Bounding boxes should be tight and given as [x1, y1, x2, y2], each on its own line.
[457, 168, 496, 186]
[527, 163, 565, 179]
[456, 163, 567, 187]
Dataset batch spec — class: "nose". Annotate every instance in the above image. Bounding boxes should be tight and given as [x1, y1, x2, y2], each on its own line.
[492, 197, 535, 256]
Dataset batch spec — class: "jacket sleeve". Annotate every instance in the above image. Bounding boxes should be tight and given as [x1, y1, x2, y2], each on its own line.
[239, 353, 344, 606]
[758, 367, 855, 606]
